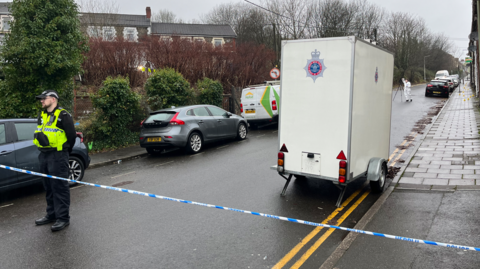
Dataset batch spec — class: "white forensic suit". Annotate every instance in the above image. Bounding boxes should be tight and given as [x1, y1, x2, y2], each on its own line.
[404, 81, 412, 101]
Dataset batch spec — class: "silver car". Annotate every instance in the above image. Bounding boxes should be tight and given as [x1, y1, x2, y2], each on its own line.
[140, 105, 248, 154]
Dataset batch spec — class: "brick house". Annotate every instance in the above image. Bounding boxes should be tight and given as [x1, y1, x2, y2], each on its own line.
[79, 7, 152, 41]
[151, 23, 236, 46]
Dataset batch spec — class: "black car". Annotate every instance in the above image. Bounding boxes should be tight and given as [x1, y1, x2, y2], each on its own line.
[0, 119, 90, 191]
[425, 80, 449, 98]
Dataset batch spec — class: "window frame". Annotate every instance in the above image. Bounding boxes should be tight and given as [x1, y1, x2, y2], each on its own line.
[206, 106, 227, 117]
[0, 123, 7, 145]
[13, 122, 38, 142]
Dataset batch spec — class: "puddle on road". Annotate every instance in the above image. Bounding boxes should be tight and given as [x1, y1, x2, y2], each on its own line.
[112, 181, 134, 187]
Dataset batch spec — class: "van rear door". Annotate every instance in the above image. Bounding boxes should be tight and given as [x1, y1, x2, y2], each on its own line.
[242, 88, 258, 120]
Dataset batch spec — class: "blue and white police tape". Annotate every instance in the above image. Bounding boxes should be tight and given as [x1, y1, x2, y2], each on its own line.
[2, 164, 479, 252]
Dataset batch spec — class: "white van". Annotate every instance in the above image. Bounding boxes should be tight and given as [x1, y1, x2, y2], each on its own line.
[241, 82, 281, 128]
[435, 70, 449, 79]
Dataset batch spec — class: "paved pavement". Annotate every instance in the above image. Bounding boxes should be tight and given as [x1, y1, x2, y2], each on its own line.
[322, 83, 480, 268]
[395, 84, 480, 189]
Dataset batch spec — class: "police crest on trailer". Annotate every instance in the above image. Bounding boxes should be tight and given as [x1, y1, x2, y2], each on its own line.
[304, 49, 326, 82]
[375, 67, 378, 83]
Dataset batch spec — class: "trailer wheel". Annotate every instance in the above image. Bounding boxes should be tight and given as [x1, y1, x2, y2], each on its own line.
[370, 163, 386, 193]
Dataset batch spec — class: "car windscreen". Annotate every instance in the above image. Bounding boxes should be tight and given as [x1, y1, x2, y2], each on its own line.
[145, 112, 176, 123]
[430, 81, 446, 86]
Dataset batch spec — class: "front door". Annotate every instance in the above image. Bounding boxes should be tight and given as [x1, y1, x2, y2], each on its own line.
[0, 123, 18, 189]
[207, 106, 236, 138]
[13, 122, 41, 183]
[191, 107, 218, 140]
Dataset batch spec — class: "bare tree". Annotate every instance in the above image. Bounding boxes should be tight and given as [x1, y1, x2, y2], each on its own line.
[151, 9, 184, 23]
[200, 2, 250, 26]
[263, 0, 313, 40]
[77, 0, 120, 37]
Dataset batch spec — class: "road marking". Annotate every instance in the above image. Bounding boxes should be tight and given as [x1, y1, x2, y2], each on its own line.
[111, 171, 136, 179]
[388, 131, 414, 161]
[154, 161, 175, 166]
[217, 145, 229, 149]
[290, 190, 370, 269]
[390, 133, 419, 167]
[71, 185, 85, 190]
[273, 130, 278, 133]
[272, 181, 368, 269]
[0, 203, 13, 208]
[257, 134, 266, 138]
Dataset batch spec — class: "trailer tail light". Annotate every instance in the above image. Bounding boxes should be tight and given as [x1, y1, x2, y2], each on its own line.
[277, 152, 285, 172]
[338, 157, 347, 184]
[170, 112, 185, 125]
[272, 100, 277, 111]
[240, 103, 243, 113]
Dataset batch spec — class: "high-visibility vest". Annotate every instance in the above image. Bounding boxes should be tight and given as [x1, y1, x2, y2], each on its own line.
[33, 108, 68, 151]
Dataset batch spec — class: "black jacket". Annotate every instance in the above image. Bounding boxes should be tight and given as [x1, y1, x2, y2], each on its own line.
[38, 106, 76, 153]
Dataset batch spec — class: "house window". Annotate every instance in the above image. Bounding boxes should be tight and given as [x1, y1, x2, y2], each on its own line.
[194, 37, 204, 43]
[104, 28, 114, 41]
[2, 18, 11, 31]
[126, 29, 135, 41]
[214, 39, 222, 47]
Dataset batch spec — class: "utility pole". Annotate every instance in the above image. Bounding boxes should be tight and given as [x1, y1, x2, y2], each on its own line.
[273, 22, 277, 66]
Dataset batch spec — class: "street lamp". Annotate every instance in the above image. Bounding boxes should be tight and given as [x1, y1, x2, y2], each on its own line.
[424, 55, 431, 82]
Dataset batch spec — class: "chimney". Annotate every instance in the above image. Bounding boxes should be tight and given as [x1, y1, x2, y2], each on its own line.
[146, 7, 151, 19]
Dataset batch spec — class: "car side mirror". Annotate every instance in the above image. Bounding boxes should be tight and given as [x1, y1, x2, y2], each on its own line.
[226, 112, 232, 118]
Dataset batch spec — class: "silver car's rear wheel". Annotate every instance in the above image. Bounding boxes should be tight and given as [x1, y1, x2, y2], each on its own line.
[237, 123, 247, 140]
[68, 156, 85, 187]
[186, 132, 202, 153]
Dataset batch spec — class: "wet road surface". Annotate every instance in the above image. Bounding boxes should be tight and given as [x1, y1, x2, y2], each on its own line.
[0, 84, 451, 268]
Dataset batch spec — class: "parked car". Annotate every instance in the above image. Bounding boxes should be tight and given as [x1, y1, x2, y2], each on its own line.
[436, 78, 454, 92]
[240, 81, 281, 129]
[140, 105, 248, 154]
[435, 70, 449, 79]
[0, 119, 90, 191]
[425, 80, 449, 98]
[451, 78, 459, 88]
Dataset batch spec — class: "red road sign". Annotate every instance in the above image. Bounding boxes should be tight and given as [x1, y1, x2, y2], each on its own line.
[270, 68, 280, 79]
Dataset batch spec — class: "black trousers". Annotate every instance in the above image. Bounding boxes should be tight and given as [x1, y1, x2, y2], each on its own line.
[38, 151, 70, 222]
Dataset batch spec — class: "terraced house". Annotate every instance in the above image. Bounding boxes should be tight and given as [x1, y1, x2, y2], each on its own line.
[0, 4, 236, 46]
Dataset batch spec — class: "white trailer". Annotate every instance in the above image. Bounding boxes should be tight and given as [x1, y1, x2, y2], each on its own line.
[272, 36, 394, 207]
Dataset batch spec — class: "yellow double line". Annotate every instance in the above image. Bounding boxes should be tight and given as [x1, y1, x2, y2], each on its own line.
[273, 182, 370, 269]
[273, 133, 419, 268]
[388, 131, 418, 167]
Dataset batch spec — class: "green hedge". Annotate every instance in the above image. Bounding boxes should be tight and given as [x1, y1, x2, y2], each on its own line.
[85, 76, 141, 151]
[197, 78, 223, 107]
[145, 68, 194, 111]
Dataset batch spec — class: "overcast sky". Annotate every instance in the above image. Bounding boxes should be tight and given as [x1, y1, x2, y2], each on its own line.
[107, 0, 471, 59]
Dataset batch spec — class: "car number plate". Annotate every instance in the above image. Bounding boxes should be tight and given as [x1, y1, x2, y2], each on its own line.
[246, 109, 255, 114]
[433, 91, 441, 94]
[147, 137, 162, 142]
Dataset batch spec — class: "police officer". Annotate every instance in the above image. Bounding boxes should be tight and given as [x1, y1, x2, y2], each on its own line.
[33, 90, 76, 232]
